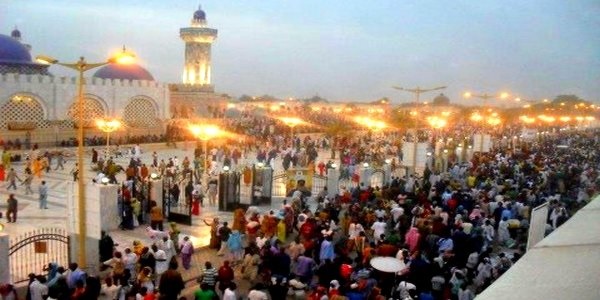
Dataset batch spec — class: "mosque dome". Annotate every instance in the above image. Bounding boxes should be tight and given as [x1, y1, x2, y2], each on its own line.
[93, 63, 154, 81]
[0, 34, 32, 64]
[432, 93, 450, 106]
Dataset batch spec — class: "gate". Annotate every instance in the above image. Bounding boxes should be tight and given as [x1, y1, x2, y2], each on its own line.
[9, 228, 70, 284]
[312, 174, 328, 195]
[163, 171, 193, 225]
[272, 170, 288, 198]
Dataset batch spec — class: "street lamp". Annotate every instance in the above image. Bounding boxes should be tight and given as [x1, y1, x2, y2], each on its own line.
[463, 91, 510, 107]
[392, 85, 446, 174]
[393, 85, 446, 128]
[280, 117, 302, 147]
[189, 124, 222, 188]
[96, 118, 121, 157]
[35, 49, 134, 269]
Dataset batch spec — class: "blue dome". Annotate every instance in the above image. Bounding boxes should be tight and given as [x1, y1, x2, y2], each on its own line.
[0, 34, 32, 64]
[93, 63, 154, 81]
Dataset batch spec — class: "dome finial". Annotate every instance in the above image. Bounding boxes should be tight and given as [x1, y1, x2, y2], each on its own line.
[11, 25, 22, 40]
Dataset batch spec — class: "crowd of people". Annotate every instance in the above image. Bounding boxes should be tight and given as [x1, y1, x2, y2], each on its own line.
[2, 111, 599, 299]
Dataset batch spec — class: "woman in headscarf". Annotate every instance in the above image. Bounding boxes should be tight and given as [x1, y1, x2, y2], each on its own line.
[204, 217, 221, 249]
[232, 207, 247, 232]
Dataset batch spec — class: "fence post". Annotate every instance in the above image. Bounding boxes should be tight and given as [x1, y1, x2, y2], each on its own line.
[383, 163, 392, 186]
[359, 164, 372, 188]
[326, 167, 340, 198]
[0, 233, 9, 284]
[150, 178, 164, 210]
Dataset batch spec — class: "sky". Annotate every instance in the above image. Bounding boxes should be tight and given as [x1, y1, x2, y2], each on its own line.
[1, 0, 599, 105]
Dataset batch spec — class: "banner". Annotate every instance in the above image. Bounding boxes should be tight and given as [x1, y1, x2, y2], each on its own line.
[285, 168, 314, 195]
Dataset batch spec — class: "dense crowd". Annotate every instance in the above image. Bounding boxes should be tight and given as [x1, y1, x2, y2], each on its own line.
[2, 121, 599, 299]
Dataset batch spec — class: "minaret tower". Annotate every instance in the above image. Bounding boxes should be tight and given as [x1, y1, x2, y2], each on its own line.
[180, 5, 218, 88]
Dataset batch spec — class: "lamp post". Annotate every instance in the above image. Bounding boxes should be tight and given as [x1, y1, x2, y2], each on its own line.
[280, 117, 302, 148]
[463, 91, 510, 107]
[189, 124, 221, 189]
[36, 50, 134, 269]
[96, 118, 121, 157]
[392, 85, 446, 174]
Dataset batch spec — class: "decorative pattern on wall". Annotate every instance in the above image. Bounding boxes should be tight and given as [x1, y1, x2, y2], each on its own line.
[123, 96, 161, 128]
[0, 94, 47, 130]
[67, 97, 105, 128]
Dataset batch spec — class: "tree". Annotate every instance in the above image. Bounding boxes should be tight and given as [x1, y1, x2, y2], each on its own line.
[238, 94, 253, 102]
[553, 95, 584, 105]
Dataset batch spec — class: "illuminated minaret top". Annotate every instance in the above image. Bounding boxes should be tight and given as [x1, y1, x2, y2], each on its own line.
[180, 5, 218, 87]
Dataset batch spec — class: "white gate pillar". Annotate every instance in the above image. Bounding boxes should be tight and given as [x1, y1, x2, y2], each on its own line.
[0, 233, 9, 284]
[68, 182, 118, 273]
[326, 167, 340, 198]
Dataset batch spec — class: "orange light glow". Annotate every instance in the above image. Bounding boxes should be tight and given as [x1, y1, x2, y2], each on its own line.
[96, 118, 121, 133]
[189, 124, 221, 140]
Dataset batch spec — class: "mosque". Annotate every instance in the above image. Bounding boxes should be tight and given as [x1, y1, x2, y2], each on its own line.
[0, 5, 225, 146]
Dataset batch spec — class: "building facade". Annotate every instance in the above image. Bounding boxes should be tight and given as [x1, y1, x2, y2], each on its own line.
[0, 28, 169, 145]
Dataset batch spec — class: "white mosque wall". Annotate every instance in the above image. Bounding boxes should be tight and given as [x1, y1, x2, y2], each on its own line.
[0, 73, 170, 144]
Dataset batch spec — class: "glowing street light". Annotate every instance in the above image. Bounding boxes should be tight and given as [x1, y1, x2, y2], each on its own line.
[96, 118, 121, 156]
[280, 117, 303, 142]
[354, 116, 386, 131]
[189, 124, 222, 178]
[35, 48, 135, 269]
[426, 116, 447, 129]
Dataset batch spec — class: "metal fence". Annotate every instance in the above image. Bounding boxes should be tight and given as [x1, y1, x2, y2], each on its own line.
[9, 228, 70, 284]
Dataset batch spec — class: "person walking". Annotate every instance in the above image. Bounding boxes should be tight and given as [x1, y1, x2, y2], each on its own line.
[198, 261, 218, 292]
[70, 163, 79, 182]
[179, 236, 194, 270]
[22, 169, 34, 195]
[149, 201, 164, 231]
[217, 222, 231, 256]
[39, 180, 49, 209]
[158, 260, 185, 300]
[6, 194, 18, 223]
[207, 180, 218, 206]
[6, 168, 20, 190]
[55, 152, 65, 170]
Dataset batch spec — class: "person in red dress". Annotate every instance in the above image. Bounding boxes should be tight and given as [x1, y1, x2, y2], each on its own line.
[0, 164, 5, 181]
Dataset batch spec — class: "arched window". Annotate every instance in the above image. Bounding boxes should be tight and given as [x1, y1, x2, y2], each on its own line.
[67, 96, 106, 127]
[0, 94, 46, 130]
[123, 96, 161, 128]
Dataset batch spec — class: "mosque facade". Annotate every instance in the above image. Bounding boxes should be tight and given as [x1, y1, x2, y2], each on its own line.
[0, 5, 224, 146]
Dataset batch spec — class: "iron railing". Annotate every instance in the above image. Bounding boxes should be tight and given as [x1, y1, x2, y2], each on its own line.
[9, 228, 70, 284]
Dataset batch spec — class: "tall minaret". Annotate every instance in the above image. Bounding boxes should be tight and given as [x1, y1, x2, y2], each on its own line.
[180, 5, 218, 87]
